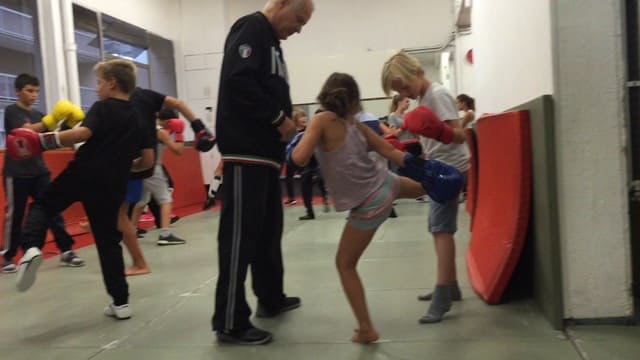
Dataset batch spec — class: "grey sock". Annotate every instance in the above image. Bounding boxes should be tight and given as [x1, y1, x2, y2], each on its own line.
[417, 281, 462, 301]
[160, 228, 171, 238]
[419, 284, 452, 324]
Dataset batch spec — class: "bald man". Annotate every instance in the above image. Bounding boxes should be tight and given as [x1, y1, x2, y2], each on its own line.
[212, 0, 314, 345]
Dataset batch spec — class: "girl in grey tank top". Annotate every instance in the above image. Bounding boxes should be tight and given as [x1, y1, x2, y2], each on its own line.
[288, 73, 431, 344]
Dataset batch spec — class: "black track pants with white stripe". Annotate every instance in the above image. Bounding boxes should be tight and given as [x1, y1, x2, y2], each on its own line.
[212, 162, 285, 332]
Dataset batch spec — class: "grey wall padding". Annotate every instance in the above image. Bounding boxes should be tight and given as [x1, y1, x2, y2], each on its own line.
[510, 95, 564, 330]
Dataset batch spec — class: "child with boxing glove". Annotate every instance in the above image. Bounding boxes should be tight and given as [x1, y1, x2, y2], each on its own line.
[1, 74, 85, 274]
[6, 59, 154, 320]
[289, 72, 462, 344]
[382, 51, 470, 324]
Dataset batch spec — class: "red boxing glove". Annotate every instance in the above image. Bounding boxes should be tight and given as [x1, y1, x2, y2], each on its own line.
[6, 128, 61, 160]
[166, 118, 185, 142]
[403, 106, 454, 144]
[384, 134, 405, 152]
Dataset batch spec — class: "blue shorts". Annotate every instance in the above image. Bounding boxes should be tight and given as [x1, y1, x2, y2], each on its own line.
[124, 179, 143, 204]
[348, 173, 399, 230]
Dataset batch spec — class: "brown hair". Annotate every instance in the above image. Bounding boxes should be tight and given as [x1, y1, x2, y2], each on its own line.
[316, 72, 361, 119]
[93, 59, 137, 94]
[456, 94, 475, 111]
[389, 94, 407, 113]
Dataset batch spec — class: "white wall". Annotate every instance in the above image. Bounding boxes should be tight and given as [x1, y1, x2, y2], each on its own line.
[454, 32, 474, 98]
[219, 0, 456, 103]
[550, 0, 632, 319]
[72, 0, 180, 41]
[472, 0, 553, 115]
[473, 0, 633, 319]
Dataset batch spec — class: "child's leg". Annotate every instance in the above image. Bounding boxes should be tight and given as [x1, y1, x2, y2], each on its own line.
[395, 176, 426, 199]
[118, 203, 150, 275]
[84, 194, 129, 307]
[434, 232, 457, 285]
[336, 222, 380, 344]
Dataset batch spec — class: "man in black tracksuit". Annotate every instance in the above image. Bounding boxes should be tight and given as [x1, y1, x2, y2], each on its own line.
[212, 0, 314, 345]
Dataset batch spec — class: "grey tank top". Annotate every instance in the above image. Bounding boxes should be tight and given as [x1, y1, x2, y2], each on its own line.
[315, 122, 388, 211]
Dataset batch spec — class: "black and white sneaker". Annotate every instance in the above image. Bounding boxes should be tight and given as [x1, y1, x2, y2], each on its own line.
[104, 303, 132, 320]
[157, 234, 186, 246]
[16, 247, 43, 292]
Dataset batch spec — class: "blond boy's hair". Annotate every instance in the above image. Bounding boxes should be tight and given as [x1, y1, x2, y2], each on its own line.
[292, 106, 305, 121]
[381, 51, 423, 96]
[94, 59, 137, 94]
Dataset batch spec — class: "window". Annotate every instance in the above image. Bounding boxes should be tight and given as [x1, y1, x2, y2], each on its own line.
[0, 0, 43, 147]
[73, 4, 100, 111]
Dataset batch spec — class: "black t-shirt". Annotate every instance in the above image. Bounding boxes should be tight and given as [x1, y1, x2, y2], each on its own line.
[129, 87, 166, 179]
[2, 104, 49, 178]
[71, 98, 147, 185]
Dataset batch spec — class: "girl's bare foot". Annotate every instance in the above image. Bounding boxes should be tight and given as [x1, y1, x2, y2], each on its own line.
[126, 266, 151, 276]
[351, 328, 380, 344]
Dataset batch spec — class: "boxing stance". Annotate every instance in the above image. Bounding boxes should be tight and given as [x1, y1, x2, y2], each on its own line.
[6, 59, 153, 320]
[2, 75, 85, 273]
[289, 73, 461, 344]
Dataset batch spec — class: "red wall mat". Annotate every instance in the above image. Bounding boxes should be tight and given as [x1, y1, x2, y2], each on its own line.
[0, 147, 205, 260]
[464, 127, 479, 231]
[465, 110, 532, 304]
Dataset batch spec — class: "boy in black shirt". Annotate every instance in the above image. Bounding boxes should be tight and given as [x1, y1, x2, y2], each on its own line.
[2, 73, 85, 273]
[6, 59, 153, 319]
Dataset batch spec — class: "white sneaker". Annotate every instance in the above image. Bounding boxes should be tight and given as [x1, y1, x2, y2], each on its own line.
[104, 303, 132, 320]
[16, 247, 42, 292]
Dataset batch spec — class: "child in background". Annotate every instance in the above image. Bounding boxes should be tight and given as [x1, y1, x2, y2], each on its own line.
[130, 109, 187, 248]
[2, 74, 85, 273]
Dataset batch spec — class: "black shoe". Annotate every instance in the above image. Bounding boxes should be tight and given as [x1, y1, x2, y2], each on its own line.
[157, 233, 186, 246]
[255, 296, 301, 318]
[298, 214, 315, 220]
[170, 215, 180, 224]
[136, 228, 147, 238]
[203, 196, 216, 210]
[389, 208, 398, 218]
[216, 327, 273, 345]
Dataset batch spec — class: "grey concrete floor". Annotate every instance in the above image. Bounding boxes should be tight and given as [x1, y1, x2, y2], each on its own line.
[1, 200, 638, 359]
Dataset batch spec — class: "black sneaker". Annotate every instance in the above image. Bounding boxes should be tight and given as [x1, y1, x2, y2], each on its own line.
[216, 327, 273, 345]
[157, 233, 186, 246]
[203, 196, 216, 210]
[170, 215, 180, 224]
[255, 296, 301, 318]
[298, 214, 315, 220]
[136, 228, 147, 238]
[283, 199, 296, 206]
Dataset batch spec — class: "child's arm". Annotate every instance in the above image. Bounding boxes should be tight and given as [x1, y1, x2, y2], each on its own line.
[131, 148, 154, 172]
[158, 128, 184, 155]
[290, 113, 325, 167]
[57, 127, 92, 146]
[356, 122, 405, 167]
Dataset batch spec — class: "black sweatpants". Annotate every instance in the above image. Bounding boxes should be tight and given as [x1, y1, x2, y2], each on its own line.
[284, 163, 295, 201]
[2, 173, 74, 262]
[212, 163, 285, 332]
[21, 167, 128, 305]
